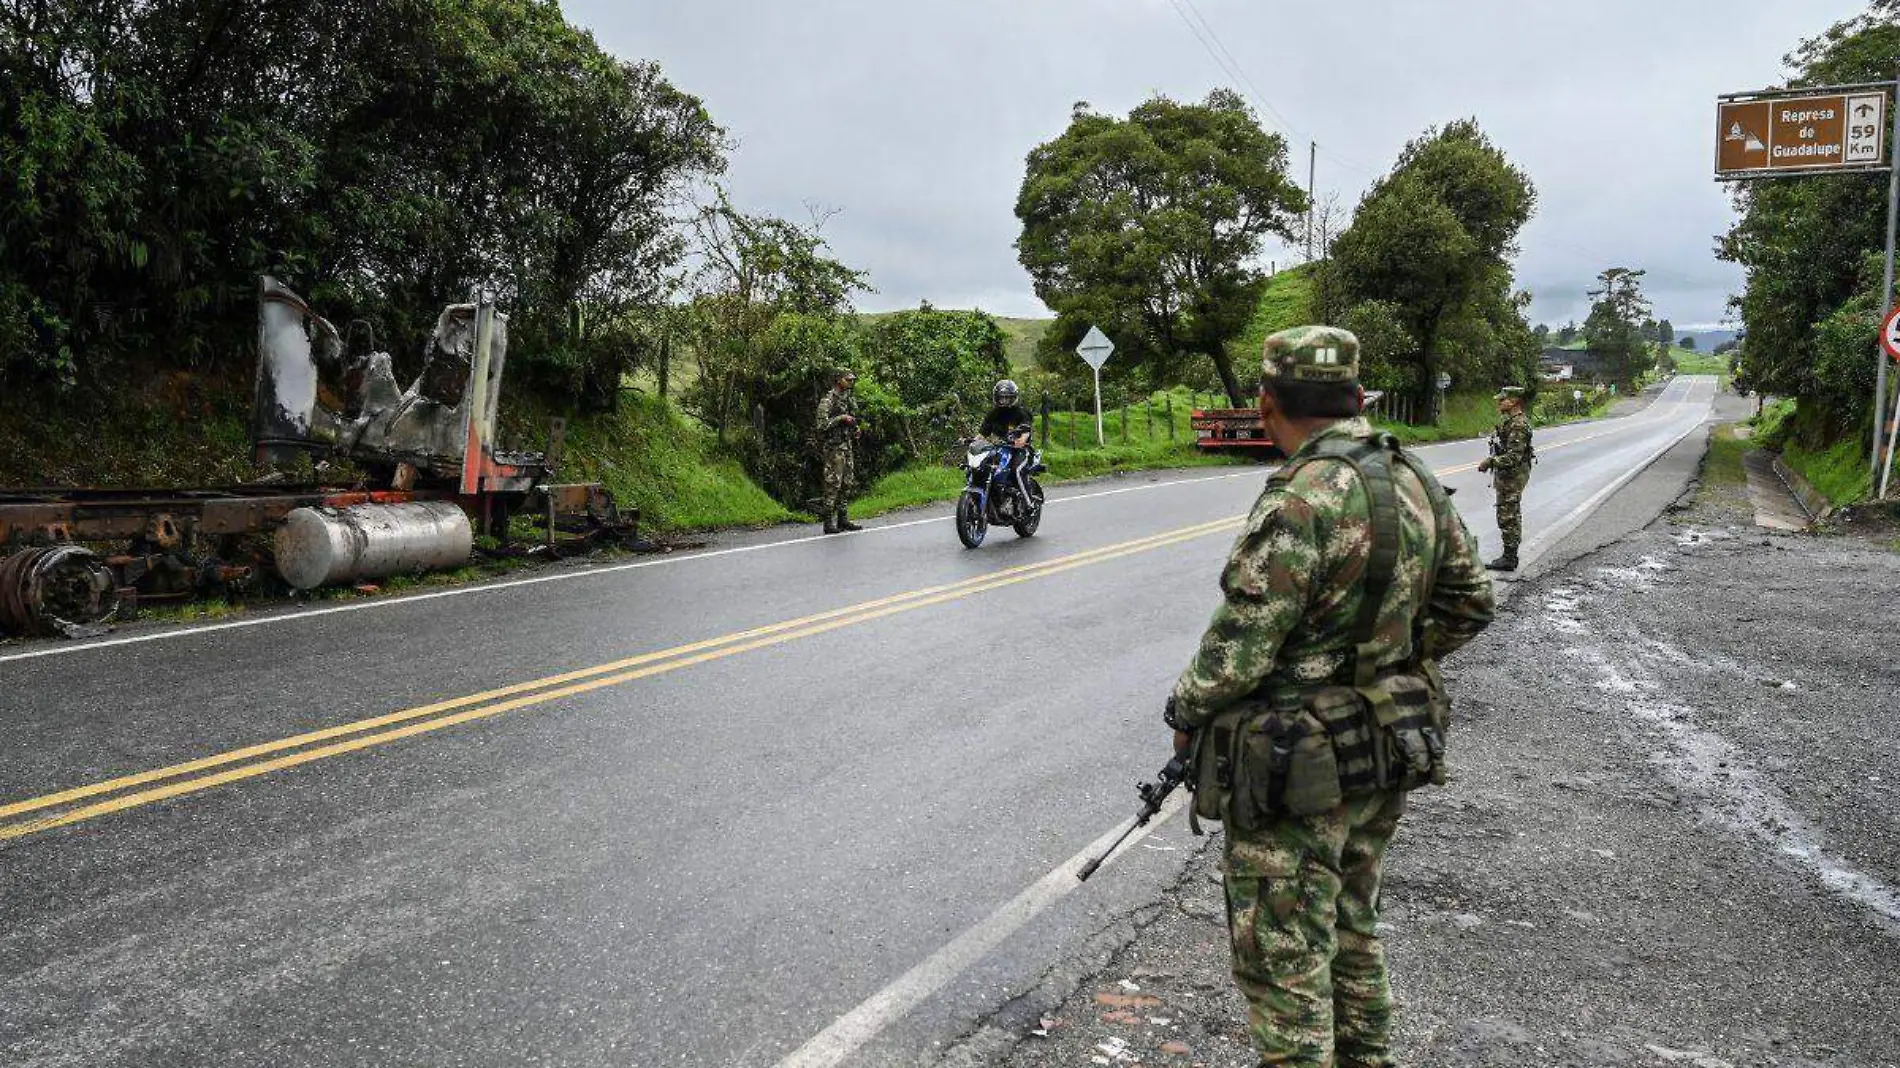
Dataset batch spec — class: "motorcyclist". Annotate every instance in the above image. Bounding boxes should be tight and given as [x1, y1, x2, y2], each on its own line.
[979, 380, 1033, 447]
[969, 379, 1041, 511]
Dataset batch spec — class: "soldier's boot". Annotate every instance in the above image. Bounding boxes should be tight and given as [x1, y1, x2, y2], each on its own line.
[1485, 549, 1519, 572]
[822, 510, 839, 535]
[836, 509, 862, 532]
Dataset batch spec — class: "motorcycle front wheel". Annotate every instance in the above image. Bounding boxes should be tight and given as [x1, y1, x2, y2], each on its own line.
[1013, 476, 1044, 538]
[956, 492, 988, 548]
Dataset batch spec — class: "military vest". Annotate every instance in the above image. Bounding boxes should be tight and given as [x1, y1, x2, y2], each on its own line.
[1192, 432, 1455, 829]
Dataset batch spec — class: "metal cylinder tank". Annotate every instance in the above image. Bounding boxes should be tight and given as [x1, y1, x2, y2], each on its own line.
[274, 501, 473, 590]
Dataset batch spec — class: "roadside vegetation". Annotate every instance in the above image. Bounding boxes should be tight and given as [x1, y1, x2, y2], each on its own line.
[1671, 349, 1731, 377]
[1697, 424, 1754, 505]
[1745, 397, 1872, 507]
[1718, 4, 1900, 501]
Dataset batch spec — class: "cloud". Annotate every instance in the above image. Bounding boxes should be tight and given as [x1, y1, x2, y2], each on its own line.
[572, 0, 1868, 328]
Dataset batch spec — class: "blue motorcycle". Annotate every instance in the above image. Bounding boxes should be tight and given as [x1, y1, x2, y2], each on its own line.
[955, 427, 1046, 548]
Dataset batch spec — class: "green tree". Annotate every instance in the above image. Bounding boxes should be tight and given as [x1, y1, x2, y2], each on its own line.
[1324, 119, 1536, 414]
[1556, 321, 1580, 345]
[1583, 267, 1653, 383]
[865, 305, 1008, 412]
[1719, 2, 1900, 432]
[1336, 300, 1416, 393]
[1014, 91, 1307, 403]
[1681, 335, 1697, 350]
[0, 0, 724, 405]
[684, 192, 867, 441]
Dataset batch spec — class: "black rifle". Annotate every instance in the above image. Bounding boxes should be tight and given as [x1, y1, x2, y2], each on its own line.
[1077, 748, 1195, 882]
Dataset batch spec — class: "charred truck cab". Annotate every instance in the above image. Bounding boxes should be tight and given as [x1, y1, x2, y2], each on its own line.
[0, 279, 638, 637]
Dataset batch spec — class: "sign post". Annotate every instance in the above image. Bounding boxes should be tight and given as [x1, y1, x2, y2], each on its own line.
[1076, 325, 1115, 447]
[1880, 306, 1900, 497]
[1718, 76, 1900, 479]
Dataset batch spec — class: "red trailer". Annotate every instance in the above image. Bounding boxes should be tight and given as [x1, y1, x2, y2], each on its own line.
[1190, 390, 1384, 453]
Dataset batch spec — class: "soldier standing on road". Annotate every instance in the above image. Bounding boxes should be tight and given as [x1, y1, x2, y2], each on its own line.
[1476, 386, 1533, 572]
[815, 370, 863, 535]
[1165, 325, 1496, 1068]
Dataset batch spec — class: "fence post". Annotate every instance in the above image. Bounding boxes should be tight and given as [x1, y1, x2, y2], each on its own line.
[657, 324, 670, 399]
[1070, 395, 1079, 449]
[1166, 393, 1175, 440]
[1040, 394, 1050, 449]
[1120, 402, 1128, 443]
[1145, 396, 1154, 438]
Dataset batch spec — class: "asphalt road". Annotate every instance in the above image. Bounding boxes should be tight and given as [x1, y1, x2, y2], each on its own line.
[0, 376, 1719, 1068]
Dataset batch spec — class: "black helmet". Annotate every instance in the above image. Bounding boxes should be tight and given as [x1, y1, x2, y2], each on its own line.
[994, 379, 1019, 406]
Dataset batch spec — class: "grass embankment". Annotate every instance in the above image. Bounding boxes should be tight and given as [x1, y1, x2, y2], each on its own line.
[1752, 397, 1874, 505]
[0, 371, 792, 533]
[1370, 390, 1616, 446]
[511, 392, 794, 531]
[1228, 266, 1315, 367]
[1699, 422, 1753, 499]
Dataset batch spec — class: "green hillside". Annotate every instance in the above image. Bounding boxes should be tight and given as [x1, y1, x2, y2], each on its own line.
[996, 317, 1053, 369]
[1229, 266, 1316, 365]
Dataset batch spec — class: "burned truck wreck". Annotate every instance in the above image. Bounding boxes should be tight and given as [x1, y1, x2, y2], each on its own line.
[0, 278, 639, 638]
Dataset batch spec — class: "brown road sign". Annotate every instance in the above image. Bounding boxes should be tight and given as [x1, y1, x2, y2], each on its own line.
[1716, 88, 1889, 178]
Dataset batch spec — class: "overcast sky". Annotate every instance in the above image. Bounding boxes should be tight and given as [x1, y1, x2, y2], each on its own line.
[570, 0, 1870, 333]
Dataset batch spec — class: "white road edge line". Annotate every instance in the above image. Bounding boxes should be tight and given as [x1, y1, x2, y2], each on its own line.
[0, 472, 1254, 665]
[775, 791, 1189, 1068]
[1518, 406, 1714, 572]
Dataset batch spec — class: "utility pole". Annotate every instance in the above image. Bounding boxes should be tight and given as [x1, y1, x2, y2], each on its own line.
[1306, 141, 1317, 262]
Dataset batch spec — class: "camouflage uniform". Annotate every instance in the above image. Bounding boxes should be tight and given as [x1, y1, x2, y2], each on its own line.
[815, 385, 857, 518]
[1170, 325, 1497, 1068]
[1481, 388, 1534, 562]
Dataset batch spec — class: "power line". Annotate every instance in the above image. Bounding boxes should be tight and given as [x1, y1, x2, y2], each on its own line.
[1166, 0, 1381, 180]
[1172, 0, 1299, 138]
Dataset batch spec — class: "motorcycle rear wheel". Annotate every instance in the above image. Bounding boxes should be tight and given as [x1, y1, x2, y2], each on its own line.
[956, 493, 987, 548]
[1013, 477, 1044, 538]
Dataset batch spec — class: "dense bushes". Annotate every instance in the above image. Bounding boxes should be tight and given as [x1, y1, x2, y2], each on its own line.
[2, 0, 723, 400]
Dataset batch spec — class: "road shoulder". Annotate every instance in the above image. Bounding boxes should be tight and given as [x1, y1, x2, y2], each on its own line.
[954, 408, 1900, 1068]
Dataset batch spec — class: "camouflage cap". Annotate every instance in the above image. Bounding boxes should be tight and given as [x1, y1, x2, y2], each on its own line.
[1494, 386, 1526, 401]
[1261, 325, 1360, 385]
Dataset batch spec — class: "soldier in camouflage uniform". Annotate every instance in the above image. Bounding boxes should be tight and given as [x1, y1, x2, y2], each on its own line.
[1166, 326, 1497, 1067]
[815, 370, 863, 534]
[1476, 386, 1532, 572]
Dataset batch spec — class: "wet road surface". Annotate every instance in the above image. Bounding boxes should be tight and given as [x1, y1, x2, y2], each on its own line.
[0, 377, 1718, 1067]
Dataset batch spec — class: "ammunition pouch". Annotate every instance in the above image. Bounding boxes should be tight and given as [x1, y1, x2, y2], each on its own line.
[1192, 669, 1449, 829]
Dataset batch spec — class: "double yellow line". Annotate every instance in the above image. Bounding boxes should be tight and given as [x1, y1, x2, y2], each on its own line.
[0, 516, 1242, 843]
